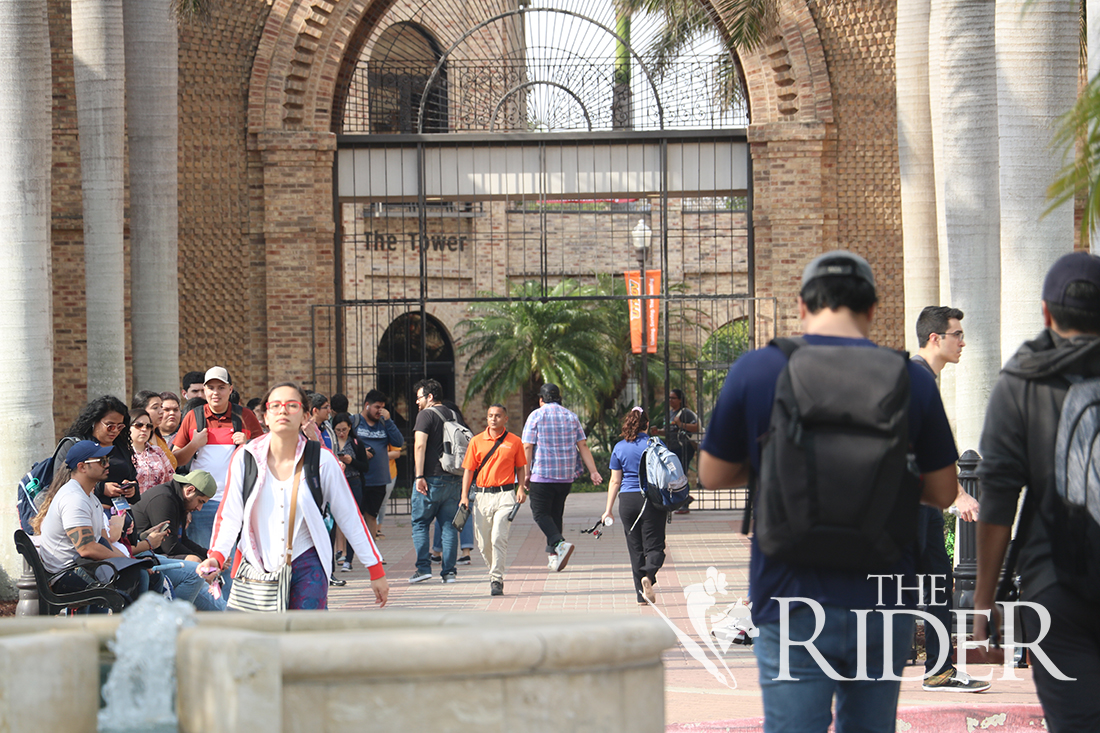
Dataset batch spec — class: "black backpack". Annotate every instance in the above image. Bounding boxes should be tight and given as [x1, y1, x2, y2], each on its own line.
[752, 338, 921, 572]
[192, 403, 244, 433]
[239, 439, 324, 512]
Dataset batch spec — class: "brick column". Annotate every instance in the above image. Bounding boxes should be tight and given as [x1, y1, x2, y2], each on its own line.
[748, 121, 838, 339]
[256, 131, 337, 390]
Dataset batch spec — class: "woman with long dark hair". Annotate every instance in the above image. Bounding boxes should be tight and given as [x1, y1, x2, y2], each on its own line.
[58, 395, 139, 510]
[197, 382, 388, 610]
[601, 407, 666, 605]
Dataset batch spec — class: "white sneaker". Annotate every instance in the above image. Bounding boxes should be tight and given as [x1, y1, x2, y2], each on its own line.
[548, 554, 559, 571]
[553, 541, 574, 572]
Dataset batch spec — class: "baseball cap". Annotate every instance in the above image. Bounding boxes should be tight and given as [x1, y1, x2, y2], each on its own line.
[1042, 252, 1100, 312]
[538, 383, 562, 403]
[801, 250, 876, 290]
[172, 470, 217, 498]
[204, 366, 231, 385]
[65, 440, 113, 469]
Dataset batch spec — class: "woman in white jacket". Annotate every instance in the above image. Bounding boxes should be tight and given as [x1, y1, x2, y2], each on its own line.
[197, 382, 388, 609]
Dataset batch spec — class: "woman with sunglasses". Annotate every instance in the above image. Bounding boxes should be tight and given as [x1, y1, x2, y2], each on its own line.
[197, 382, 389, 609]
[56, 395, 140, 511]
[129, 408, 174, 494]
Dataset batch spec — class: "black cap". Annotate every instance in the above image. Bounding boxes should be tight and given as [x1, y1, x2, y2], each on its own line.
[538, 383, 562, 403]
[1042, 252, 1100, 312]
[801, 250, 876, 290]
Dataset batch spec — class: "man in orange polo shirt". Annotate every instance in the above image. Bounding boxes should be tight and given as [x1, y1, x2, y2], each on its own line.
[172, 366, 264, 547]
[460, 404, 528, 597]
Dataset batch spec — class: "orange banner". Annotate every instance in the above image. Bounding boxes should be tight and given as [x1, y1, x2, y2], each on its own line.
[625, 270, 661, 354]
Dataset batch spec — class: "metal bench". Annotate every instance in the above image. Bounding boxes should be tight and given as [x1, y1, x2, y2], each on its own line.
[13, 530, 126, 615]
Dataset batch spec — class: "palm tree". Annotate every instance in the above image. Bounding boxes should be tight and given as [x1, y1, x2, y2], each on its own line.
[931, 0, 1002, 452]
[124, 0, 179, 393]
[996, 0, 1077, 365]
[0, 0, 54, 592]
[896, 0, 939, 355]
[616, 0, 778, 108]
[459, 279, 617, 421]
[72, 0, 127, 399]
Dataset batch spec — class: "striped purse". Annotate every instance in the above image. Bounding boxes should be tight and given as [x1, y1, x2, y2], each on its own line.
[226, 457, 303, 613]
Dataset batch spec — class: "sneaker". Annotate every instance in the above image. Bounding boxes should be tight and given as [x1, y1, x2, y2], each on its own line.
[341, 560, 352, 572]
[329, 574, 346, 587]
[674, 507, 691, 515]
[552, 541, 574, 572]
[334, 551, 344, 564]
[547, 554, 557, 569]
[442, 573, 457, 584]
[640, 577, 656, 604]
[409, 571, 432, 583]
[490, 580, 504, 596]
[457, 555, 472, 566]
[922, 668, 991, 692]
[430, 554, 442, 563]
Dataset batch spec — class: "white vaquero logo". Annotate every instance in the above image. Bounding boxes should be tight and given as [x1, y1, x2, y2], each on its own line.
[652, 569, 1075, 685]
[645, 567, 758, 689]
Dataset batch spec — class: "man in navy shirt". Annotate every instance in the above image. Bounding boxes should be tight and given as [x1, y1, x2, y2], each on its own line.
[699, 251, 958, 733]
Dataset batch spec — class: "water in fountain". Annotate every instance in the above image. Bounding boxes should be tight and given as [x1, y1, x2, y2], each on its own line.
[98, 593, 197, 733]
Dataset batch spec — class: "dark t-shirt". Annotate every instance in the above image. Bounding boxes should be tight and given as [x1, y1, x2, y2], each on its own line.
[414, 404, 465, 477]
[701, 334, 959, 626]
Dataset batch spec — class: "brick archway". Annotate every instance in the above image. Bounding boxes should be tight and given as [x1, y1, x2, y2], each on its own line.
[244, 0, 837, 387]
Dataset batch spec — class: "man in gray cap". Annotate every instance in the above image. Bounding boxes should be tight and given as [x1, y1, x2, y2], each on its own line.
[698, 251, 958, 731]
[974, 251, 1100, 730]
[133, 470, 217, 561]
[521, 383, 602, 571]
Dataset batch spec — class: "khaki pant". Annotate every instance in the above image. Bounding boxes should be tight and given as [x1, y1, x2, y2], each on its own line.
[472, 489, 517, 583]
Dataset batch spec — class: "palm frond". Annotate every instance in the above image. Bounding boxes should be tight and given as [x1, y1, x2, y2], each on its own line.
[171, 0, 211, 24]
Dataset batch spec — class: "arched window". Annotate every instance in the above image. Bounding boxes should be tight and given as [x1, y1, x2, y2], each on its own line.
[367, 23, 447, 133]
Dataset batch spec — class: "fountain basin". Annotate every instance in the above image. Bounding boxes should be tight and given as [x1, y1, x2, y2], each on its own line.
[0, 611, 675, 733]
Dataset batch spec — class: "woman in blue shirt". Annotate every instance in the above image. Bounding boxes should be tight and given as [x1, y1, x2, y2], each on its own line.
[601, 407, 666, 605]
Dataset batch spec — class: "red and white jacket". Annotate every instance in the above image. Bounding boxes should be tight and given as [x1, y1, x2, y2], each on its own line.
[208, 433, 385, 581]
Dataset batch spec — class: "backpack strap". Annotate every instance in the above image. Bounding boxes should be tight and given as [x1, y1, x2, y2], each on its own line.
[240, 440, 323, 512]
[230, 403, 243, 434]
[769, 336, 804, 359]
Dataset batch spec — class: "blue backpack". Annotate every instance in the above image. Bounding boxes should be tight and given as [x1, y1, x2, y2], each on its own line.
[638, 436, 692, 513]
[17, 438, 76, 534]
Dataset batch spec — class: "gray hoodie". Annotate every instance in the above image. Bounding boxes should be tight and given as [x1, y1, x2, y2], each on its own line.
[977, 328, 1100, 599]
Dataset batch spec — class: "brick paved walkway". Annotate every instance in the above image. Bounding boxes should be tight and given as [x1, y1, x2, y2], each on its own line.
[328, 492, 1044, 731]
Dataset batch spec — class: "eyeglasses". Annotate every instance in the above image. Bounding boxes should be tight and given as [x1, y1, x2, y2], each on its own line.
[83, 457, 108, 466]
[937, 330, 965, 341]
[265, 400, 303, 414]
[100, 420, 126, 431]
[415, 393, 427, 402]
[132, 423, 153, 431]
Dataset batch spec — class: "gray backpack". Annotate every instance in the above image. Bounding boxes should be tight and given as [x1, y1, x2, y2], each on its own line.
[431, 405, 472, 475]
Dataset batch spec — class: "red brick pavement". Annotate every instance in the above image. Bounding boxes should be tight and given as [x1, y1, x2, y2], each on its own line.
[328, 493, 1045, 731]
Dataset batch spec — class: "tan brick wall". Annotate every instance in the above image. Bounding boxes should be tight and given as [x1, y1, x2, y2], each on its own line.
[46, 0, 909, 430]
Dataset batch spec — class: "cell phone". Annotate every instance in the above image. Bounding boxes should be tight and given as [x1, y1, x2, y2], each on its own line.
[507, 503, 522, 522]
[139, 521, 170, 540]
[111, 496, 131, 511]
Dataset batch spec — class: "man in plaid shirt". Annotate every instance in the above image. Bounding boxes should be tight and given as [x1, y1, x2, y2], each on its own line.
[521, 383, 603, 571]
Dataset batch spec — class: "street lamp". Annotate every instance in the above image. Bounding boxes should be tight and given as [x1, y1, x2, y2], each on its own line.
[631, 219, 652, 414]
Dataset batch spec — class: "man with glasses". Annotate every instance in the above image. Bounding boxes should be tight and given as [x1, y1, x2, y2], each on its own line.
[409, 378, 464, 584]
[172, 366, 263, 547]
[911, 305, 986, 691]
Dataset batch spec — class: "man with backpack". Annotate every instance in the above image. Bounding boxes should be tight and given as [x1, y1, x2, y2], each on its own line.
[172, 366, 263, 547]
[974, 251, 1100, 732]
[410, 378, 467, 584]
[698, 251, 958, 731]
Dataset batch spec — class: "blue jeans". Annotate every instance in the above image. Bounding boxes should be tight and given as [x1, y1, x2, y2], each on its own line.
[433, 508, 474, 553]
[189, 499, 219, 549]
[150, 557, 226, 611]
[412, 474, 460, 578]
[755, 603, 914, 733]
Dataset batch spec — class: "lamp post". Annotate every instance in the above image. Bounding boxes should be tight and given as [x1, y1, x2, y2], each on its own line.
[632, 219, 652, 414]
